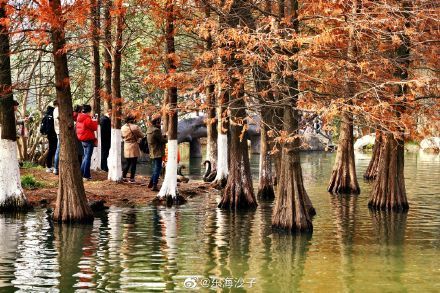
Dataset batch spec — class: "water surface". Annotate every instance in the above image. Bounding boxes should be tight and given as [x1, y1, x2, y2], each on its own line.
[0, 152, 439, 292]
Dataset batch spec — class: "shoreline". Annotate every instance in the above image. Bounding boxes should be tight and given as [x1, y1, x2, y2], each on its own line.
[21, 167, 213, 209]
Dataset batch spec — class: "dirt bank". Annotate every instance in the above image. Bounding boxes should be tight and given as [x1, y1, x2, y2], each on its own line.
[21, 167, 214, 208]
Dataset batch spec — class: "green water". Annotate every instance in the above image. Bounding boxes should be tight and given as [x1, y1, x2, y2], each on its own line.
[0, 152, 439, 292]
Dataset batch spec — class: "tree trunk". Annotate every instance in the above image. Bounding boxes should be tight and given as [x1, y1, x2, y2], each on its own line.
[272, 0, 314, 232]
[368, 133, 408, 211]
[258, 122, 274, 200]
[91, 0, 101, 116]
[0, 2, 28, 211]
[218, 109, 257, 210]
[272, 107, 314, 232]
[328, 0, 360, 195]
[156, 0, 185, 205]
[364, 132, 382, 180]
[90, 0, 102, 171]
[161, 90, 169, 134]
[328, 112, 360, 194]
[107, 0, 124, 182]
[204, 4, 217, 170]
[103, 0, 112, 111]
[369, 0, 411, 212]
[49, 0, 93, 223]
[211, 92, 229, 189]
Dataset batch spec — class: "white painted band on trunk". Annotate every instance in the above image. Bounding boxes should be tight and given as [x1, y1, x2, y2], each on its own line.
[91, 125, 101, 171]
[158, 140, 178, 199]
[214, 133, 228, 180]
[107, 128, 122, 181]
[0, 135, 26, 204]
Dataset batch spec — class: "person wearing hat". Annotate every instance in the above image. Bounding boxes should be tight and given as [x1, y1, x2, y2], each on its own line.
[146, 115, 167, 191]
[121, 114, 145, 183]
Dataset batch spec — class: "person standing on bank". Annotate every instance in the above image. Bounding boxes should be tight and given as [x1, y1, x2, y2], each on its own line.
[147, 116, 167, 191]
[76, 105, 98, 180]
[53, 101, 60, 175]
[100, 110, 111, 172]
[121, 114, 145, 183]
[40, 104, 58, 173]
[13, 100, 29, 163]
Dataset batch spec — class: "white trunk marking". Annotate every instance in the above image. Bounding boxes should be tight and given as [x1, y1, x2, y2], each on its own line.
[158, 140, 178, 199]
[0, 133, 26, 204]
[91, 125, 101, 171]
[107, 128, 122, 181]
[214, 133, 228, 181]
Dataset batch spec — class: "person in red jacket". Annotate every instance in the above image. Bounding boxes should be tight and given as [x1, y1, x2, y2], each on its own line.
[76, 104, 98, 180]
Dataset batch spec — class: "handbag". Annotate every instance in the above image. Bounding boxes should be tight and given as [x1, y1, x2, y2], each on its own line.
[127, 124, 149, 154]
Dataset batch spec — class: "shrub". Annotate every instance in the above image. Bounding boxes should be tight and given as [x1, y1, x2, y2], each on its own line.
[21, 175, 44, 189]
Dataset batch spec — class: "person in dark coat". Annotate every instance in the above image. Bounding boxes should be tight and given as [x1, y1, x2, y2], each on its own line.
[146, 116, 167, 191]
[100, 110, 111, 172]
[42, 105, 58, 172]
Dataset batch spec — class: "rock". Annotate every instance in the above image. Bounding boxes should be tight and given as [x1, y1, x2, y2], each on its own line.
[301, 132, 330, 151]
[354, 134, 375, 150]
[405, 143, 420, 153]
[420, 137, 440, 153]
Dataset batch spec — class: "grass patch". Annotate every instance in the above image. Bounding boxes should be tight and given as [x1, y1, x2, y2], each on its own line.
[21, 161, 43, 170]
[21, 175, 45, 189]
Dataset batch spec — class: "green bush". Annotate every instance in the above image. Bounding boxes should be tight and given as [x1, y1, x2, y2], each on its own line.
[21, 175, 44, 189]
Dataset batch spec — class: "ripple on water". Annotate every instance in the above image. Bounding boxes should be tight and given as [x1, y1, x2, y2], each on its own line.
[0, 152, 438, 291]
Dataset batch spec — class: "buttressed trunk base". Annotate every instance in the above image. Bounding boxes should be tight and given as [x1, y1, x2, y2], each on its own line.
[328, 113, 360, 195]
[368, 133, 409, 211]
[218, 124, 257, 210]
[272, 145, 315, 233]
[258, 125, 275, 200]
[364, 133, 382, 180]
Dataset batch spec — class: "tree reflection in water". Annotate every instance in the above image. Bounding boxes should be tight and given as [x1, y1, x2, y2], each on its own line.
[330, 194, 358, 293]
[370, 210, 407, 291]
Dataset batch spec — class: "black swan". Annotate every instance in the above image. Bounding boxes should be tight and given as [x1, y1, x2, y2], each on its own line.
[177, 165, 189, 183]
[203, 160, 217, 182]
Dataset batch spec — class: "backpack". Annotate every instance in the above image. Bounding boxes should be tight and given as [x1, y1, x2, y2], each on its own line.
[139, 137, 149, 154]
[40, 114, 54, 135]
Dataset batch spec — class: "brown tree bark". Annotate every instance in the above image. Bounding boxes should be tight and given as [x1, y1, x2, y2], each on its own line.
[218, 0, 257, 210]
[49, 0, 93, 223]
[103, 0, 112, 111]
[111, 0, 123, 129]
[156, 0, 185, 205]
[91, 0, 101, 117]
[272, 106, 314, 232]
[369, 0, 411, 212]
[272, 0, 314, 232]
[364, 131, 382, 180]
[368, 133, 408, 211]
[204, 4, 217, 170]
[0, 4, 16, 142]
[328, 112, 360, 194]
[328, 0, 361, 195]
[258, 120, 275, 200]
[254, 2, 275, 200]
[161, 90, 169, 134]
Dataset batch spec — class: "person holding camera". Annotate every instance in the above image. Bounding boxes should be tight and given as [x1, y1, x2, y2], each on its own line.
[76, 104, 98, 180]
